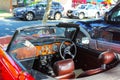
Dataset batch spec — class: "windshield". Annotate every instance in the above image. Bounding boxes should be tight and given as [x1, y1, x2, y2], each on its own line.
[28, 2, 47, 8]
[28, 3, 37, 7]
[8, 25, 77, 59]
[20, 27, 65, 37]
[77, 4, 86, 9]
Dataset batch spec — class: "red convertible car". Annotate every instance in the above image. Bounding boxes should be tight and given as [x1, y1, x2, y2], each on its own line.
[0, 23, 120, 80]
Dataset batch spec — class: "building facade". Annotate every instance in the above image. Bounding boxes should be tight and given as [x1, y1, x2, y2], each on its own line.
[0, 0, 12, 12]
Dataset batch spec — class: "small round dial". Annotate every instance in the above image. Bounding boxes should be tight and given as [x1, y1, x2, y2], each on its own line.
[52, 44, 58, 52]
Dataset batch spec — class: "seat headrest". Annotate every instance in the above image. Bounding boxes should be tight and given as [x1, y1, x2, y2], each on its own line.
[99, 49, 116, 64]
[53, 59, 74, 76]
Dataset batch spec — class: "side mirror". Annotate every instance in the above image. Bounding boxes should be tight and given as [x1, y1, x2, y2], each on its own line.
[82, 37, 89, 45]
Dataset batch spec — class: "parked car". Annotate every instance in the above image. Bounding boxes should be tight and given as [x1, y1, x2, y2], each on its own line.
[74, 1, 120, 59]
[89, 1, 120, 52]
[0, 22, 120, 80]
[75, 18, 120, 43]
[13, 1, 64, 21]
[74, 1, 120, 40]
[104, 1, 120, 23]
[66, 4, 101, 19]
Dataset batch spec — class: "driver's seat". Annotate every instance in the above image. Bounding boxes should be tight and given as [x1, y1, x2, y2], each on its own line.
[53, 59, 75, 79]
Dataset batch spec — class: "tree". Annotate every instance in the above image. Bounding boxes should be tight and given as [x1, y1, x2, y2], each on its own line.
[42, 0, 52, 24]
[23, 0, 27, 6]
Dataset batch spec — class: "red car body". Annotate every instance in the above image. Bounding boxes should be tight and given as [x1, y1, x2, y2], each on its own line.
[0, 36, 34, 80]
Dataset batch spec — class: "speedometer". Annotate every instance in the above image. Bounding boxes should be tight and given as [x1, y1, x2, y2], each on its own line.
[52, 44, 58, 52]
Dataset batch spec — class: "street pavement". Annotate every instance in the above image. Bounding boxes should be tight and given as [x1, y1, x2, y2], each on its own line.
[0, 17, 81, 37]
[0, 13, 12, 19]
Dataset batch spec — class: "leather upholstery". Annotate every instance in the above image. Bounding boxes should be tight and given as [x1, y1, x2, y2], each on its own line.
[53, 59, 75, 79]
[77, 49, 116, 78]
[98, 49, 115, 64]
[77, 68, 103, 77]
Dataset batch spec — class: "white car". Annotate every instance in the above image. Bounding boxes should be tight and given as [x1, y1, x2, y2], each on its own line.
[66, 4, 101, 19]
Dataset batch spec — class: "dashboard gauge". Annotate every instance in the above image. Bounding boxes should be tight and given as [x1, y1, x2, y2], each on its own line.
[52, 44, 58, 52]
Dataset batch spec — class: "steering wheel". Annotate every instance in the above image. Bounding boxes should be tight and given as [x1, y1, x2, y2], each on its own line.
[59, 40, 77, 60]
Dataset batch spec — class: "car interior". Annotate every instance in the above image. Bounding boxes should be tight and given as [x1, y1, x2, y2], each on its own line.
[9, 23, 120, 80]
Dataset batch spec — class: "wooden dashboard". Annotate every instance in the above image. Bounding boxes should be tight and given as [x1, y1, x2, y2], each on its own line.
[11, 42, 71, 59]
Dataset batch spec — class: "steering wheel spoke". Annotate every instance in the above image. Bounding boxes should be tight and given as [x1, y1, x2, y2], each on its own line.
[70, 43, 74, 47]
[71, 54, 75, 58]
[60, 40, 77, 59]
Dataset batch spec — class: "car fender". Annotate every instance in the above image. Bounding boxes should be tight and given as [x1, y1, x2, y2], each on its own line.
[54, 11, 62, 16]
[0, 47, 22, 80]
[77, 10, 86, 17]
[24, 8, 36, 16]
[25, 11, 35, 17]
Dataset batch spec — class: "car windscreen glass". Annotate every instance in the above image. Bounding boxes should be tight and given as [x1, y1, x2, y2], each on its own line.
[27, 3, 37, 7]
[8, 26, 77, 56]
[111, 8, 120, 21]
[77, 4, 86, 9]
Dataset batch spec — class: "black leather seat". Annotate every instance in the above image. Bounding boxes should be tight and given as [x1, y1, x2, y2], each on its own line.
[53, 59, 75, 79]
